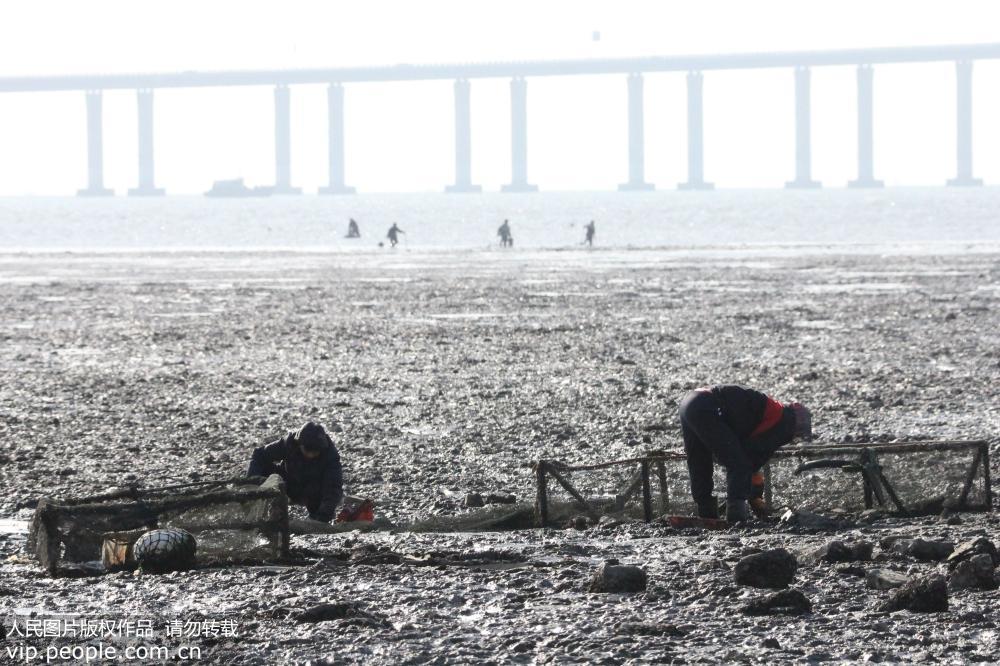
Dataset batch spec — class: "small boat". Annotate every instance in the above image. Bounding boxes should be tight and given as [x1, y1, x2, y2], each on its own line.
[204, 178, 273, 198]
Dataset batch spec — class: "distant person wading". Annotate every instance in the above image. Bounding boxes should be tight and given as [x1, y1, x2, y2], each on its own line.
[584, 220, 596, 247]
[346, 218, 361, 238]
[387, 223, 404, 248]
[497, 219, 513, 248]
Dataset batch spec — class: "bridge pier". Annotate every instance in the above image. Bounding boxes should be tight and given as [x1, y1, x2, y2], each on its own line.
[446, 79, 481, 193]
[678, 71, 713, 190]
[272, 84, 300, 194]
[502, 77, 537, 192]
[128, 89, 164, 196]
[77, 91, 113, 196]
[619, 73, 654, 191]
[785, 67, 821, 189]
[849, 65, 883, 188]
[947, 61, 982, 186]
[319, 83, 355, 194]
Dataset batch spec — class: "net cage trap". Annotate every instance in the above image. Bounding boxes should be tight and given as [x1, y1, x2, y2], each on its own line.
[28, 475, 290, 576]
[532, 440, 993, 527]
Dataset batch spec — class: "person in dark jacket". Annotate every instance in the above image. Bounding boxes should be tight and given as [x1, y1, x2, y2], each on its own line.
[497, 219, 513, 247]
[247, 421, 344, 522]
[679, 385, 812, 522]
[387, 223, 404, 248]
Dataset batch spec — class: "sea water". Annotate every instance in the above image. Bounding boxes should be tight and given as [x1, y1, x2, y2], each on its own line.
[1, 188, 999, 253]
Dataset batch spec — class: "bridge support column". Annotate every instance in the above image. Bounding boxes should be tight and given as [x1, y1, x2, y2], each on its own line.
[77, 91, 113, 196]
[619, 73, 654, 191]
[849, 65, 883, 188]
[502, 77, 537, 192]
[785, 67, 821, 189]
[272, 84, 300, 194]
[678, 71, 713, 190]
[446, 79, 481, 193]
[128, 89, 164, 196]
[947, 61, 982, 186]
[320, 83, 355, 194]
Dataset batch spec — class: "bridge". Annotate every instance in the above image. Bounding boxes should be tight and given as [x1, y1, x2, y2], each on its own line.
[1, 43, 997, 195]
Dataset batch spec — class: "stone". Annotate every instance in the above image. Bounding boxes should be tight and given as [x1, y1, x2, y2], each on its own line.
[295, 602, 388, 628]
[835, 564, 867, 578]
[779, 509, 842, 530]
[566, 515, 589, 530]
[463, 493, 485, 508]
[948, 554, 998, 591]
[866, 568, 910, 590]
[892, 538, 954, 562]
[588, 562, 647, 593]
[762, 638, 782, 649]
[858, 509, 885, 523]
[946, 537, 998, 569]
[295, 602, 355, 623]
[734, 548, 798, 589]
[615, 621, 686, 636]
[741, 589, 812, 616]
[483, 493, 517, 505]
[810, 540, 874, 563]
[881, 575, 948, 613]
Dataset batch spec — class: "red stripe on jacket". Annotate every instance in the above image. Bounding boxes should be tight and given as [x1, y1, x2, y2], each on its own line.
[750, 396, 784, 437]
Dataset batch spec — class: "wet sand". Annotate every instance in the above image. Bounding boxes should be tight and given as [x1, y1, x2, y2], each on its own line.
[0, 245, 998, 663]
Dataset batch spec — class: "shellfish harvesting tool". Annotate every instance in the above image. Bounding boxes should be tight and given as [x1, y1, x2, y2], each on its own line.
[532, 440, 992, 526]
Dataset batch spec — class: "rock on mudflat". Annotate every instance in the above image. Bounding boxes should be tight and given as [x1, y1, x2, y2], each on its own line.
[484, 493, 517, 505]
[734, 549, 797, 589]
[615, 622, 686, 637]
[463, 493, 485, 508]
[741, 589, 812, 616]
[881, 575, 949, 613]
[946, 537, 998, 569]
[948, 554, 998, 591]
[588, 562, 647, 593]
[866, 569, 910, 590]
[810, 540, 874, 563]
[890, 538, 954, 562]
[779, 509, 845, 530]
[296, 602, 357, 623]
[295, 602, 388, 628]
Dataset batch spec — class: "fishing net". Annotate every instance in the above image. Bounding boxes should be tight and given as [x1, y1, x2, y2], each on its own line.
[533, 441, 991, 520]
[28, 475, 289, 575]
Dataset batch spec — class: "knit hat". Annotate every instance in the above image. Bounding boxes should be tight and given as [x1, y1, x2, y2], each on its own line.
[295, 421, 329, 452]
[788, 402, 812, 441]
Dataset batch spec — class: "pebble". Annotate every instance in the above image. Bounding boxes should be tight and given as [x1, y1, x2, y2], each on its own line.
[734, 548, 797, 589]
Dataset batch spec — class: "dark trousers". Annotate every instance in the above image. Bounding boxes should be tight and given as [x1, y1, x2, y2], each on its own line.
[247, 461, 322, 515]
[679, 391, 784, 504]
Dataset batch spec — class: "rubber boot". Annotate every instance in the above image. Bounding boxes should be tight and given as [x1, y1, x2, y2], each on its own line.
[696, 497, 719, 519]
[726, 499, 749, 523]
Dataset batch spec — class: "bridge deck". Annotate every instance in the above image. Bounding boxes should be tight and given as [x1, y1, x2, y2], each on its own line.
[2, 43, 1000, 93]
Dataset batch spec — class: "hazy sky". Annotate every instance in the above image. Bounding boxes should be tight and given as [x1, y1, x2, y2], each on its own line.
[2, 0, 1000, 194]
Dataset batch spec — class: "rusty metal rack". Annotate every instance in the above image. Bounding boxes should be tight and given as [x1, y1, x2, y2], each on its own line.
[533, 439, 992, 527]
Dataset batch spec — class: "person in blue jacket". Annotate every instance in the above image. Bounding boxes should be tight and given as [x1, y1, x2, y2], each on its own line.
[248, 421, 344, 522]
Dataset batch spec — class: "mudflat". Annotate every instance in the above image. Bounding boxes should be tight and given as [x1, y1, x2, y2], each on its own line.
[1, 247, 997, 664]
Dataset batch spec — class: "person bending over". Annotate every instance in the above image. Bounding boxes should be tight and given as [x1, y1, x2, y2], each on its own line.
[248, 421, 344, 522]
[679, 385, 812, 522]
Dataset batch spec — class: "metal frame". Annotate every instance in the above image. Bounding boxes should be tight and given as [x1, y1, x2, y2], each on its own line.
[533, 440, 992, 527]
